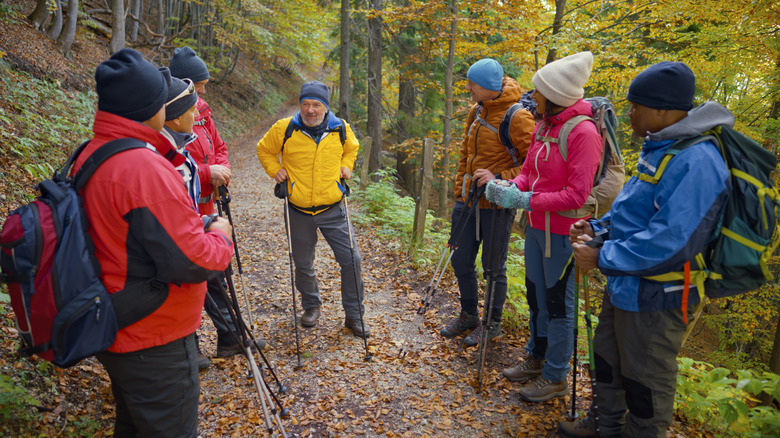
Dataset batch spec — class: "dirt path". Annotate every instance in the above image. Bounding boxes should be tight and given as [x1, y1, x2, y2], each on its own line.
[193, 105, 573, 438]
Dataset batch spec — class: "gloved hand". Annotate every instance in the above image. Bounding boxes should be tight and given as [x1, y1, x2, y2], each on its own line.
[486, 180, 532, 210]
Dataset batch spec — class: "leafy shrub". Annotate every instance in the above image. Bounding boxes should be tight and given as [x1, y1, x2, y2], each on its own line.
[676, 357, 780, 437]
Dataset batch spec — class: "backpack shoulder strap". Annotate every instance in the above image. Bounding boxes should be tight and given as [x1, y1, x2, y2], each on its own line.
[498, 103, 525, 167]
[638, 135, 718, 185]
[282, 119, 298, 153]
[557, 115, 594, 162]
[72, 138, 149, 191]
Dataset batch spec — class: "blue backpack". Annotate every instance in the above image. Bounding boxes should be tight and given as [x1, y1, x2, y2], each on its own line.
[0, 139, 167, 367]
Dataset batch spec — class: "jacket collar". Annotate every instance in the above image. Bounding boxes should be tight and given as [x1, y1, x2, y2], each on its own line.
[92, 111, 186, 167]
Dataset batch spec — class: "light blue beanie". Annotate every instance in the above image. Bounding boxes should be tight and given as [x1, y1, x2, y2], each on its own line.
[467, 58, 504, 91]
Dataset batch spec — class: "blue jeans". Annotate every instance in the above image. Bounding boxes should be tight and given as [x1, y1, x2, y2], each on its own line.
[450, 202, 515, 321]
[524, 226, 575, 382]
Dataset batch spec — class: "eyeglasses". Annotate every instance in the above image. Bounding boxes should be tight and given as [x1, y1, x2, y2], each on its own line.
[165, 79, 195, 107]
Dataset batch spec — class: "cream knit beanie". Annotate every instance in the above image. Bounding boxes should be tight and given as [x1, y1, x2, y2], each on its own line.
[532, 51, 593, 107]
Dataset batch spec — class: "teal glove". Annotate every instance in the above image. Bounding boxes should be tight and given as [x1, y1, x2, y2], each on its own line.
[486, 180, 532, 210]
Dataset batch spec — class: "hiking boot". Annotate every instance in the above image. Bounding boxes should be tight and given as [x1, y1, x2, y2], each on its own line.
[345, 317, 371, 338]
[558, 415, 598, 438]
[502, 356, 544, 382]
[196, 343, 211, 370]
[197, 352, 211, 370]
[301, 307, 321, 327]
[215, 338, 266, 357]
[439, 312, 479, 338]
[463, 320, 502, 347]
[518, 376, 569, 402]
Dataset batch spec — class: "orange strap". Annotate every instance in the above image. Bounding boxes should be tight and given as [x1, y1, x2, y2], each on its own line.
[682, 261, 691, 324]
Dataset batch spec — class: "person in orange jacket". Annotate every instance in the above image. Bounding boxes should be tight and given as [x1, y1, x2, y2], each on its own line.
[440, 58, 535, 347]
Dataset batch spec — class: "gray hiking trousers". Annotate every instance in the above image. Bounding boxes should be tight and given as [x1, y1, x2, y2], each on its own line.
[287, 201, 364, 319]
[589, 291, 693, 438]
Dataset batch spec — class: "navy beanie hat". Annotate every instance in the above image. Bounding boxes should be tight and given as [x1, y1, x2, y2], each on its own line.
[627, 61, 695, 111]
[96, 48, 169, 122]
[467, 58, 504, 92]
[161, 68, 198, 121]
[299, 81, 330, 108]
[169, 46, 210, 82]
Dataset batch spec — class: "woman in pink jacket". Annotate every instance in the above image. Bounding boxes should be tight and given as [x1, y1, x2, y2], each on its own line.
[486, 51, 602, 402]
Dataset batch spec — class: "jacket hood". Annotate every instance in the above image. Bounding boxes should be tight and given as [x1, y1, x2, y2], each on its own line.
[543, 98, 594, 127]
[92, 111, 186, 167]
[480, 76, 525, 109]
[648, 101, 735, 142]
[196, 96, 212, 120]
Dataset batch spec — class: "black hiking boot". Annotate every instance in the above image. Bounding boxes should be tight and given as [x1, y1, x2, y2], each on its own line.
[195, 339, 210, 370]
[440, 312, 479, 338]
[463, 320, 502, 347]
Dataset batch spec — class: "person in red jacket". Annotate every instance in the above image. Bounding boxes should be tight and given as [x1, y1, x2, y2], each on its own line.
[74, 48, 234, 437]
[169, 46, 247, 360]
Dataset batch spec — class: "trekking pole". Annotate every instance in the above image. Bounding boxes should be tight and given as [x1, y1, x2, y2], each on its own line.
[340, 180, 372, 362]
[398, 184, 485, 359]
[569, 267, 581, 421]
[211, 268, 289, 395]
[477, 203, 510, 391]
[583, 273, 599, 433]
[205, 291, 290, 436]
[216, 186, 258, 333]
[274, 182, 304, 369]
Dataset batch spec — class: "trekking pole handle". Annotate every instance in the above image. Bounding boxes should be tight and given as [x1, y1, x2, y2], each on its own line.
[340, 178, 351, 197]
[218, 186, 231, 204]
[274, 182, 289, 199]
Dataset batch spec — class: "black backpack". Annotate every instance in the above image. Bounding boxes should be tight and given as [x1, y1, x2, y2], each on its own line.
[0, 139, 168, 367]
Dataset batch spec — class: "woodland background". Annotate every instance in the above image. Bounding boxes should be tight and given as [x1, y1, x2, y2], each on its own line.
[0, 0, 779, 435]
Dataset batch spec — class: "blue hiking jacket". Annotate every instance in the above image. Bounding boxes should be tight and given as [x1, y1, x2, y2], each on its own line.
[591, 102, 733, 312]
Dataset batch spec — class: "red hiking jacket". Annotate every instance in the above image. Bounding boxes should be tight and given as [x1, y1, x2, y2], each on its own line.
[72, 111, 233, 353]
[189, 96, 230, 215]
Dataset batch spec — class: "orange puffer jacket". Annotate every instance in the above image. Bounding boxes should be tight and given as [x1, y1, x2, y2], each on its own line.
[455, 77, 535, 209]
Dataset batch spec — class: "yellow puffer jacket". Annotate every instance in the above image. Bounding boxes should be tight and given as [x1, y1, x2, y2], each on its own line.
[455, 77, 536, 209]
[256, 113, 359, 214]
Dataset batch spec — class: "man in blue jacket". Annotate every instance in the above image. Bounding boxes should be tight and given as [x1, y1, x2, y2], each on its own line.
[558, 62, 733, 437]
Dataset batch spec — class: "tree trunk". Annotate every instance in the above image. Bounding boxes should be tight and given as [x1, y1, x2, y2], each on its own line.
[338, 0, 351, 123]
[28, 0, 51, 31]
[439, 0, 457, 217]
[128, 0, 141, 42]
[156, 0, 165, 47]
[394, 0, 416, 195]
[367, 0, 383, 174]
[58, 0, 80, 54]
[110, 0, 126, 53]
[46, 0, 63, 40]
[545, 0, 566, 64]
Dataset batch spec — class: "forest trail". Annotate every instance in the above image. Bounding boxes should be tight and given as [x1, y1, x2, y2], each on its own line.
[194, 104, 566, 437]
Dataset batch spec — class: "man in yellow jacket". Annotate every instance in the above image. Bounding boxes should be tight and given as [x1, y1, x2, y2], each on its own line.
[441, 58, 535, 346]
[256, 81, 369, 337]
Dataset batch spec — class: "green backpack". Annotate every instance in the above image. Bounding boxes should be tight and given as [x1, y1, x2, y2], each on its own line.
[640, 125, 780, 303]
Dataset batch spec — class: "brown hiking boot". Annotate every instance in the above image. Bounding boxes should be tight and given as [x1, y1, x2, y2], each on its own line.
[518, 376, 569, 402]
[558, 415, 598, 437]
[502, 355, 544, 382]
[301, 307, 321, 327]
[345, 317, 371, 338]
[439, 312, 479, 338]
